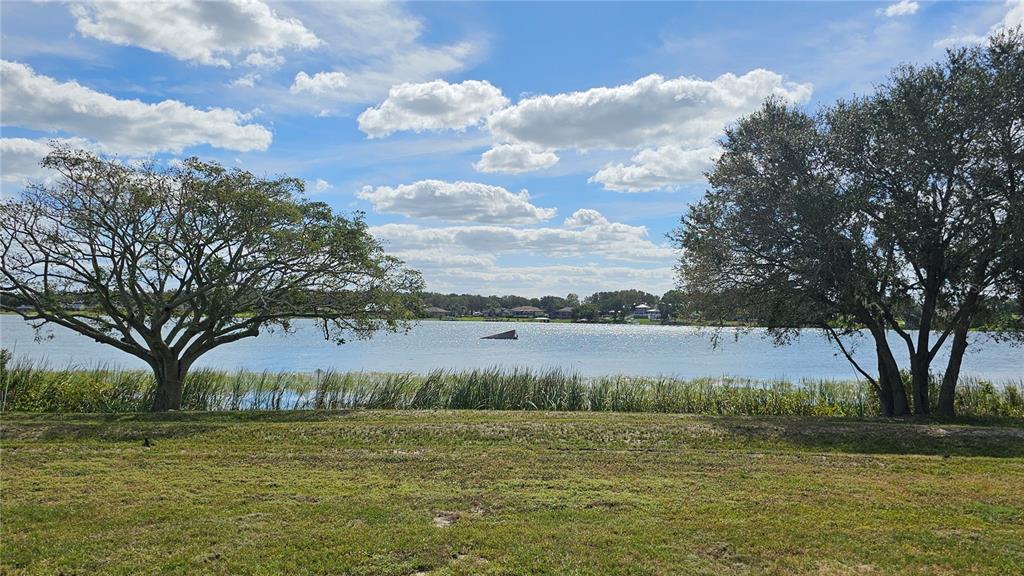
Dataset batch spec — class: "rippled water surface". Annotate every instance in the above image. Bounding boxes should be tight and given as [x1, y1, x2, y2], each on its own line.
[1, 316, 1020, 381]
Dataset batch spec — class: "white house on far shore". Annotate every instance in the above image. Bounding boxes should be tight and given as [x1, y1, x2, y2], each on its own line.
[632, 304, 661, 321]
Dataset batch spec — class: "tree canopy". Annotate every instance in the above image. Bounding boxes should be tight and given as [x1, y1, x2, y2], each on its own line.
[674, 30, 1023, 416]
[1, 147, 423, 410]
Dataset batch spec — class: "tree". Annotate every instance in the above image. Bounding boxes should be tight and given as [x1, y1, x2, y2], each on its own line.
[0, 148, 423, 411]
[674, 31, 1023, 416]
[586, 290, 659, 320]
[674, 98, 912, 416]
[658, 290, 688, 322]
[538, 295, 569, 315]
[825, 29, 1023, 415]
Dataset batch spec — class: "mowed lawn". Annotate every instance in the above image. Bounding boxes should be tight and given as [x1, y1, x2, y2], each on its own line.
[2, 411, 1023, 575]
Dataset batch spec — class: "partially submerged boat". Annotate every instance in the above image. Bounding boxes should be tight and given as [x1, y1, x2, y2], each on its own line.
[481, 329, 518, 340]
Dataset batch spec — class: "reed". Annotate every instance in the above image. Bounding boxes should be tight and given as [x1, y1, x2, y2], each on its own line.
[1, 351, 1020, 418]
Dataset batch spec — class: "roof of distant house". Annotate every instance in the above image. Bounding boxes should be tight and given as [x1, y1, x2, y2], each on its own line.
[425, 306, 449, 313]
[510, 305, 544, 313]
[557, 306, 574, 312]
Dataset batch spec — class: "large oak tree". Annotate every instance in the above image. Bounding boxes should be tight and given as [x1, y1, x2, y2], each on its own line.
[674, 31, 1023, 416]
[1, 147, 423, 411]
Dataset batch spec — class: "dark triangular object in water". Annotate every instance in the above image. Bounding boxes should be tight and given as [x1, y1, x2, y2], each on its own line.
[482, 329, 518, 340]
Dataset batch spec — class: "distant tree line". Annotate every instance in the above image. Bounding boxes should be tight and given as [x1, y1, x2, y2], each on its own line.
[419, 289, 670, 320]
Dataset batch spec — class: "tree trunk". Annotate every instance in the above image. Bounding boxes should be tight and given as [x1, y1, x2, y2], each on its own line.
[875, 348, 894, 417]
[912, 257, 943, 416]
[880, 348, 909, 417]
[868, 323, 909, 416]
[937, 325, 969, 418]
[151, 357, 187, 411]
[910, 354, 930, 415]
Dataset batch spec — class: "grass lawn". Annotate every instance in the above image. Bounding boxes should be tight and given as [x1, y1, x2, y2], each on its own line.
[2, 411, 1023, 575]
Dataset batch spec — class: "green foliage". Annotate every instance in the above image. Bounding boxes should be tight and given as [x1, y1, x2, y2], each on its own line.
[673, 31, 1024, 416]
[3, 354, 1020, 419]
[1, 148, 423, 410]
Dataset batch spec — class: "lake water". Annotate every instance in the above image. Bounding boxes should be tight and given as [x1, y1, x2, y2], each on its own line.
[1, 316, 1020, 382]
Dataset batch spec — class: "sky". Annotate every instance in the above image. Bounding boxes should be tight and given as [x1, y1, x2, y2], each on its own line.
[2, 0, 1021, 297]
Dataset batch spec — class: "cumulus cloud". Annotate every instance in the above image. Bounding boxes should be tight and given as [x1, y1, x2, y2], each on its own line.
[370, 207, 678, 294]
[294, 43, 475, 107]
[243, 52, 285, 69]
[286, 3, 478, 108]
[469, 69, 810, 189]
[290, 71, 349, 95]
[388, 249, 497, 269]
[70, 0, 320, 67]
[1, 138, 58, 184]
[312, 178, 331, 193]
[879, 1, 919, 17]
[393, 257, 675, 297]
[357, 80, 509, 138]
[0, 137, 99, 192]
[230, 73, 261, 88]
[1, 60, 272, 154]
[563, 209, 609, 228]
[370, 209, 675, 262]
[486, 70, 812, 151]
[474, 143, 559, 174]
[936, 0, 1023, 47]
[589, 145, 721, 193]
[358, 180, 556, 224]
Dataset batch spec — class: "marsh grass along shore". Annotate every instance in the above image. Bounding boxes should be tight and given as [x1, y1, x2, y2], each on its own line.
[3, 356, 1021, 418]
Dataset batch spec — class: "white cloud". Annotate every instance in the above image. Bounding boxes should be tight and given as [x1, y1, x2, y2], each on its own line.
[294, 43, 475, 107]
[1, 60, 272, 155]
[243, 52, 285, 69]
[474, 144, 559, 174]
[357, 80, 509, 138]
[589, 145, 721, 193]
[473, 69, 810, 189]
[563, 208, 609, 228]
[358, 180, 556, 224]
[284, 2, 478, 108]
[400, 258, 675, 297]
[389, 249, 497, 269]
[1, 138, 57, 184]
[0, 137, 97, 190]
[230, 73, 261, 88]
[290, 70, 349, 95]
[370, 209, 675, 262]
[486, 70, 812, 151]
[313, 178, 331, 193]
[936, 0, 1024, 47]
[70, 0, 321, 67]
[880, 1, 919, 17]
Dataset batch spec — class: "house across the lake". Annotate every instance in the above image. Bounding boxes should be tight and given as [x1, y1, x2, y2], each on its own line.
[555, 306, 574, 319]
[632, 304, 661, 321]
[509, 305, 545, 318]
[425, 306, 452, 318]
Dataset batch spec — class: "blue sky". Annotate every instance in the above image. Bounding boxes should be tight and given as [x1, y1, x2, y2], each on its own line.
[2, 0, 1021, 296]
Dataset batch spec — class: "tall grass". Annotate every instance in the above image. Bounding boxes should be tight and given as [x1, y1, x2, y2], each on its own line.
[1, 351, 1021, 418]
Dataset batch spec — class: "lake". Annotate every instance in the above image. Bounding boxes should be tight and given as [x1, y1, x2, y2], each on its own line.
[1, 316, 1020, 382]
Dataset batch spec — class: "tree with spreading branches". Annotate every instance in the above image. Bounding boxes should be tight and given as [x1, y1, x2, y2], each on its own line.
[1, 147, 423, 411]
[674, 30, 1023, 416]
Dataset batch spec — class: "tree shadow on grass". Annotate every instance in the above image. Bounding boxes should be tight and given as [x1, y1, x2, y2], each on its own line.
[0, 410, 357, 442]
[706, 416, 1024, 458]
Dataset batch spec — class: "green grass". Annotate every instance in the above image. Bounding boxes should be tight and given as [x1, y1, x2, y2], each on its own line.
[3, 354, 1022, 418]
[2, 410, 1023, 575]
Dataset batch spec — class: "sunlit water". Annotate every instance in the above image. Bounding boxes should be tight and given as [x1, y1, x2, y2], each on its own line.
[1, 316, 1020, 381]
